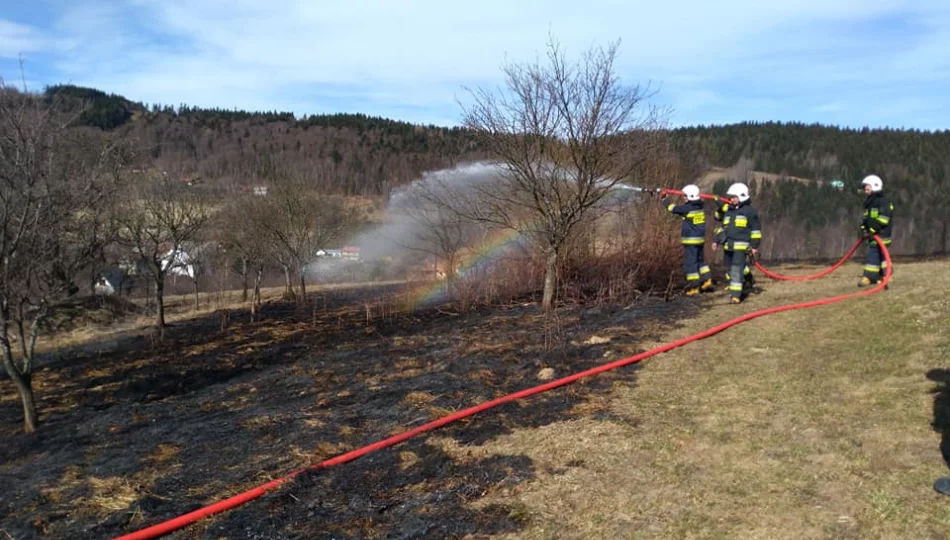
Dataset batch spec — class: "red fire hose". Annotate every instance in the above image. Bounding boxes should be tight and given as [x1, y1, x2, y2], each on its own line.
[658, 188, 870, 281]
[751, 239, 864, 281]
[114, 235, 892, 540]
[658, 187, 724, 203]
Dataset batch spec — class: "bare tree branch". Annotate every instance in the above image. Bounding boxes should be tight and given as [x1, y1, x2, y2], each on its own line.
[0, 80, 128, 432]
[113, 174, 211, 333]
[452, 36, 669, 309]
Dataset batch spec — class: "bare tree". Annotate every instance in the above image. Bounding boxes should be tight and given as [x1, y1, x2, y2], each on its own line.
[259, 179, 351, 303]
[0, 81, 126, 432]
[216, 194, 271, 318]
[455, 37, 666, 310]
[175, 238, 214, 311]
[113, 175, 211, 334]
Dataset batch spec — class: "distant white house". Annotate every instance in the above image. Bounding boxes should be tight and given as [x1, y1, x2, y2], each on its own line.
[314, 247, 359, 260]
[94, 268, 133, 296]
[161, 247, 196, 279]
[252, 185, 268, 196]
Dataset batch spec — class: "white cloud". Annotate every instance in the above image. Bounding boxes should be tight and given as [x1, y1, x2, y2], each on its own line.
[6, 0, 950, 127]
[0, 18, 67, 58]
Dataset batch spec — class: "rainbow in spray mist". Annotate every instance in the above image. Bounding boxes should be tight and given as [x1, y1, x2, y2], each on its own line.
[405, 227, 528, 310]
[400, 188, 647, 311]
[387, 160, 648, 312]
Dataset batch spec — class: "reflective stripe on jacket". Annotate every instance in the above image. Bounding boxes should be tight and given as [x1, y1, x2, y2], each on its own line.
[662, 198, 706, 244]
[715, 200, 761, 252]
[861, 191, 893, 245]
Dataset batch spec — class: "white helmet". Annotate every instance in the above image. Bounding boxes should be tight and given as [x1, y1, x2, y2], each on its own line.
[726, 182, 750, 203]
[862, 174, 883, 192]
[682, 184, 700, 201]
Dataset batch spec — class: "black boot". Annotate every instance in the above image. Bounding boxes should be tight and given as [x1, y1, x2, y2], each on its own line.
[744, 273, 757, 294]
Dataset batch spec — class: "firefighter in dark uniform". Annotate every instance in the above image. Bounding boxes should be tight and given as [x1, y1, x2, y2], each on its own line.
[712, 182, 762, 303]
[712, 190, 754, 293]
[858, 174, 894, 287]
[662, 184, 713, 295]
[712, 196, 736, 291]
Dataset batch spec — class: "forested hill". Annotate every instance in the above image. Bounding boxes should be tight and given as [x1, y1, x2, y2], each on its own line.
[44, 85, 485, 198]
[44, 85, 950, 256]
[670, 122, 950, 257]
[50, 84, 950, 194]
[672, 121, 950, 186]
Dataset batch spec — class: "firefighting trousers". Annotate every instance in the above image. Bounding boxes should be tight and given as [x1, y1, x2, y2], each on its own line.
[683, 244, 711, 289]
[722, 250, 751, 299]
[863, 243, 888, 282]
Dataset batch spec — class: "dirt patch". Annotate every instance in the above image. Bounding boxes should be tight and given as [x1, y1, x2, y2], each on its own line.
[0, 283, 698, 539]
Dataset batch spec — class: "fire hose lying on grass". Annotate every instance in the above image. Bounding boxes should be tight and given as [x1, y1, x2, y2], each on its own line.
[115, 204, 892, 539]
[658, 187, 868, 282]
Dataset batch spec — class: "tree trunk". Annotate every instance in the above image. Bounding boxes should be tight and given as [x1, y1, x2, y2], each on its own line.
[445, 254, 457, 301]
[145, 280, 153, 314]
[283, 265, 294, 299]
[542, 249, 558, 311]
[299, 272, 307, 304]
[1, 312, 37, 433]
[6, 364, 37, 433]
[155, 276, 166, 332]
[240, 257, 249, 302]
[445, 274, 456, 303]
[16, 314, 28, 363]
[193, 279, 199, 311]
[16, 308, 43, 378]
[251, 264, 264, 320]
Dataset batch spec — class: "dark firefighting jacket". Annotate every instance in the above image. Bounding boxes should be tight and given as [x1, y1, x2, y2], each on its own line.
[714, 199, 762, 252]
[662, 198, 706, 245]
[861, 191, 893, 245]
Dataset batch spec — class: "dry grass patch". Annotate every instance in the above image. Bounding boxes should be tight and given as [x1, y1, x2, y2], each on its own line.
[460, 340, 517, 355]
[314, 441, 350, 461]
[468, 369, 498, 384]
[402, 391, 438, 407]
[394, 357, 424, 370]
[85, 477, 140, 512]
[40, 466, 165, 522]
[240, 414, 282, 428]
[144, 443, 182, 465]
[399, 450, 421, 470]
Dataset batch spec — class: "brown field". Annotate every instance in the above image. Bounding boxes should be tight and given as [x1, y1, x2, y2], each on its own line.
[1, 258, 949, 539]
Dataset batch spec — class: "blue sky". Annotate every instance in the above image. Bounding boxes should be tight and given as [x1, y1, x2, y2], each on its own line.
[2, 0, 949, 130]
